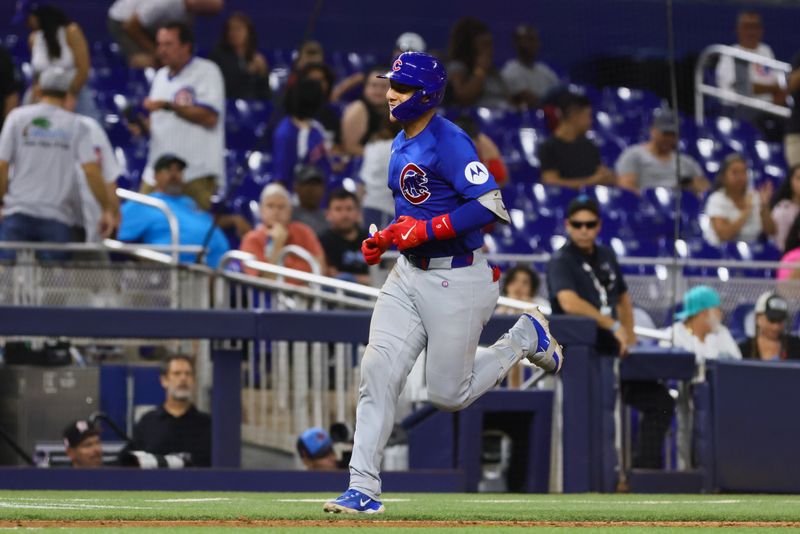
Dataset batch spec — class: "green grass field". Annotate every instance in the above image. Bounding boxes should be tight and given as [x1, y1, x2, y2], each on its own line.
[1, 491, 799, 532]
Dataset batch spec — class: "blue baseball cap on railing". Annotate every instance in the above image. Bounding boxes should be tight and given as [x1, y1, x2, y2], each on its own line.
[675, 285, 721, 320]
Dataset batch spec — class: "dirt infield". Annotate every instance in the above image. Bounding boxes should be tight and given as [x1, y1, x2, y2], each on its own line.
[4, 520, 800, 528]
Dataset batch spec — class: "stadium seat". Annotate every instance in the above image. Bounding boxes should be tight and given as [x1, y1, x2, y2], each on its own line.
[728, 303, 756, 340]
[531, 184, 578, 218]
[642, 187, 703, 240]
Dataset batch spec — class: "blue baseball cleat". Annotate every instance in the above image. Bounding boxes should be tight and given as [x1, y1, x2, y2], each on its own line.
[323, 489, 385, 514]
[523, 308, 564, 374]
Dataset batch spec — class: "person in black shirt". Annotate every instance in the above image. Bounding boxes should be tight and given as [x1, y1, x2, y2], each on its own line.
[130, 355, 211, 467]
[0, 45, 20, 131]
[547, 196, 673, 469]
[739, 291, 800, 361]
[210, 12, 270, 101]
[319, 188, 370, 285]
[538, 92, 615, 189]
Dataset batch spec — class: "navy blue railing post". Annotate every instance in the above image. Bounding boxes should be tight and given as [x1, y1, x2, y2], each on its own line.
[211, 345, 244, 468]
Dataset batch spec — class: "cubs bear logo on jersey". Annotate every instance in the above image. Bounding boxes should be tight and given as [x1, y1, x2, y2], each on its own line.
[399, 162, 431, 205]
[174, 87, 196, 106]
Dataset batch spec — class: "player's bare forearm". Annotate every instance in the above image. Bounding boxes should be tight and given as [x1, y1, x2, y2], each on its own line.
[0, 160, 8, 200]
[172, 104, 219, 128]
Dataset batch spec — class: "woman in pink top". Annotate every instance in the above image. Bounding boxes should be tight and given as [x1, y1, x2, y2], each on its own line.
[777, 213, 800, 280]
[770, 165, 800, 251]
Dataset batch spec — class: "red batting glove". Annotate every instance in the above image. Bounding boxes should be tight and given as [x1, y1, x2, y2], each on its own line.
[390, 215, 431, 251]
[361, 228, 393, 265]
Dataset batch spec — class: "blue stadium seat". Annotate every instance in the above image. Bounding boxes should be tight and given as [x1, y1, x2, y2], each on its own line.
[723, 240, 782, 278]
[642, 187, 703, 240]
[531, 184, 578, 218]
[728, 303, 755, 340]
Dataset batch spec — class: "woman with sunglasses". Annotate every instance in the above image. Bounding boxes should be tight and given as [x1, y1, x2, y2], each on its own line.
[738, 291, 800, 360]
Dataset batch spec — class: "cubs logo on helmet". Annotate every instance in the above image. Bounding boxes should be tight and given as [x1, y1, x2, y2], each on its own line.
[392, 59, 402, 71]
[399, 163, 431, 205]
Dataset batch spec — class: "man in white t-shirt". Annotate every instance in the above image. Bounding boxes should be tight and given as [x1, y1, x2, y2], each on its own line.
[107, 0, 223, 68]
[501, 24, 559, 109]
[616, 112, 709, 195]
[141, 21, 225, 211]
[715, 11, 784, 104]
[0, 67, 115, 259]
[662, 285, 742, 380]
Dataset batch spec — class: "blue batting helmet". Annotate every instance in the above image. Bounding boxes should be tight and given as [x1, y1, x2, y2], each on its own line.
[378, 52, 447, 121]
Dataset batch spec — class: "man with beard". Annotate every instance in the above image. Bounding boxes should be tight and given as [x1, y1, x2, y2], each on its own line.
[129, 355, 212, 467]
[117, 153, 230, 267]
[319, 188, 371, 285]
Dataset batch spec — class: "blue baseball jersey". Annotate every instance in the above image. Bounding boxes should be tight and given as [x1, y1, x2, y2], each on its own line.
[388, 114, 498, 257]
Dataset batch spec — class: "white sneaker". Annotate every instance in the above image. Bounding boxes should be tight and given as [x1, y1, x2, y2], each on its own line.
[522, 308, 564, 373]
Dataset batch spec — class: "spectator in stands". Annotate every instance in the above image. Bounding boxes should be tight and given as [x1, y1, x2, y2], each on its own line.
[777, 213, 800, 281]
[107, 0, 223, 68]
[715, 11, 785, 122]
[703, 154, 776, 245]
[538, 93, 615, 189]
[359, 115, 400, 230]
[297, 427, 338, 471]
[210, 12, 270, 101]
[142, 22, 225, 211]
[239, 183, 325, 279]
[547, 196, 673, 469]
[665, 286, 742, 371]
[272, 79, 330, 188]
[319, 188, 370, 285]
[340, 67, 390, 158]
[453, 115, 509, 188]
[616, 111, 710, 196]
[770, 165, 800, 251]
[739, 291, 800, 360]
[63, 420, 103, 468]
[292, 165, 328, 236]
[0, 67, 115, 259]
[0, 45, 21, 131]
[130, 355, 211, 467]
[495, 264, 547, 314]
[118, 154, 230, 267]
[447, 17, 510, 108]
[501, 24, 559, 110]
[786, 52, 800, 167]
[393, 32, 426, 56]
[24, 4, 98, 121]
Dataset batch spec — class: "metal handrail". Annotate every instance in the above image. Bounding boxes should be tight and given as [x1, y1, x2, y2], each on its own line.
[116, 188, 181, 264]
[694, 44, 792, 125]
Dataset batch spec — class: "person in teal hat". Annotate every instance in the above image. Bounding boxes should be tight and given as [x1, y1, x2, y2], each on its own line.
[667, 285, 742, 369]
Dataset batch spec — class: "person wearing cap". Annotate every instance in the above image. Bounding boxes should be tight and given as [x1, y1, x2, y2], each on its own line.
[117, 153, 230, 267]
[0, 66, 115, 259]
[63, 420, 103, 468]
[548, 195, 673, 468]
[665, 286, 742, 371]
[501, 24, 560, 110]
[142, 21, 225, 212]
[297, 427, 338, 470]
[292, 164, 329, 237]
[616, 111, 709, 196]
[239, 182, 325, 282]
[538, 92, 615, 189]
[739, 291, 800, 360]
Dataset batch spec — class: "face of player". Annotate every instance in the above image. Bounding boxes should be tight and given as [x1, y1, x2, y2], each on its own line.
[757, 313, 784, 341]
[260, 192, 292, 227]
[566, 209, 601, 252]
[67, 435, 103, 468]
[156, 28, 192, 71]
[504, 271, 534, 301]
[326, 197, 359, 233]
[737, 13, 763, 49]
[364, 74, 390, 107]
[154, 163, 184, 196]
[161, 359, 195, 402]
[722, 159, 748, 196]
[651, 128, 677, 155]
[386, 80, 418, 123]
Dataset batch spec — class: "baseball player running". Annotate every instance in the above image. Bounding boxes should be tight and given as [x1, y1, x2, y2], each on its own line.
[324, 52, 563, 514]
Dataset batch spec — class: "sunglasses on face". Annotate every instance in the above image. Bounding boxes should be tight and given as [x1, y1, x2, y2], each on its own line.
[568, 219, 599, 229]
